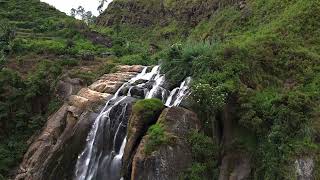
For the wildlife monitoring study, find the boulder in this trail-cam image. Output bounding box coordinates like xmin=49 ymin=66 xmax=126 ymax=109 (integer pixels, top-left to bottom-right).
xmin=123 ymin=107 xmax=201 ymax=180
xmin=129 ymin=87 xmax=146 ymax=98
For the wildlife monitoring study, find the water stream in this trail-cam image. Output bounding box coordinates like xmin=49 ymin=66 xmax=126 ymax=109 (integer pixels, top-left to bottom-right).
xmin=74 ymin=66 xmax=191 ymax=180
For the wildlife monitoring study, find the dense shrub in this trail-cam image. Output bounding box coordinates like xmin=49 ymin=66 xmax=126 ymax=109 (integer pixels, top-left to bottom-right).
xmin=0 ymin=59 xmax=68 ymax=177
xmin=182 ymin=131 xmax=219 ymax=180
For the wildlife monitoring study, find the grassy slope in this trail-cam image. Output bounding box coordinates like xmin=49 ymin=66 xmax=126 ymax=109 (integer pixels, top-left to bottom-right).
xmin=0 ymin=0 xmax=107 ymax=57
xmin=160 ymin=0 xmax=320 ymax=178
xmin=100 ymin=0 xmax=320 ymax=178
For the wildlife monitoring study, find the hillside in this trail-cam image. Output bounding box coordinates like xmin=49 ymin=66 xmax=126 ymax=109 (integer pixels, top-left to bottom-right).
xmin=98 ymin=0 xmax=320 ymax=179
xmin=0 ymin=0 xmax=319 ymax=179
xmin=0 ymin=0 xmax=116 ymax=178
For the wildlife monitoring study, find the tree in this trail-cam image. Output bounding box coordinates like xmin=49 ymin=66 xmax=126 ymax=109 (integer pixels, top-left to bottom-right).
xmin=77 ymin=6 xmax=85 ymax=19
xmin=83 ymin=11 xmax=95 ymax=24
xmin=70 ymin=8 xmax=77 ymax=17
xmin=70 ymin=6 xmax=96 ymax=25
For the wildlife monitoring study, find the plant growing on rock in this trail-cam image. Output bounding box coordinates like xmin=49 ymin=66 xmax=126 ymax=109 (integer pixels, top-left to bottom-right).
xmin=144 ymin=123 xmax=170 ymax=155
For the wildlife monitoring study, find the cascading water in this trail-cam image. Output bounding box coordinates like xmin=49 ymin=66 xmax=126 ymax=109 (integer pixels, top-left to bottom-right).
xmin=74 ymin=66 xmax=191 ymax=180
xmin=165 ymin=77 xmax=191 ymax=107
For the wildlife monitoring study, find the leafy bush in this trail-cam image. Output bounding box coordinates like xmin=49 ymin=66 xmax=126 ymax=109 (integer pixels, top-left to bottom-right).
xmin=182 ymin=131 xmax=219 ymax=180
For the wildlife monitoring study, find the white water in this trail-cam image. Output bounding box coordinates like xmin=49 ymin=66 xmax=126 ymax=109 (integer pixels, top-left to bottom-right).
xmin=165 ymin=77 xmax=191 ymax=107
xmin=74 ymin=66 xmax=191 ymax=180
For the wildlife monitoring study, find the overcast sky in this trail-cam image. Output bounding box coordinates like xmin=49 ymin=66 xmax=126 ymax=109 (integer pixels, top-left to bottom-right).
xmin=40 ymin=0 xmax=111 ymax=16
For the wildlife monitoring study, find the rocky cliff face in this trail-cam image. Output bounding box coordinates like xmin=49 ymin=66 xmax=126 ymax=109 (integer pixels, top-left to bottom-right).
xmin=97 ymin=0 xmax=242 ymax=28
xmin=14 ymin=65 xmax=144 ymax=180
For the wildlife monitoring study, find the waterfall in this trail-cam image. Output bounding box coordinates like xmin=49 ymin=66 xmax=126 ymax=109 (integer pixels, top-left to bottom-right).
xmin=165 ymin=77 xmax=191 ymax=107
xmin=74 ymin=66 xmax=191 ymax=180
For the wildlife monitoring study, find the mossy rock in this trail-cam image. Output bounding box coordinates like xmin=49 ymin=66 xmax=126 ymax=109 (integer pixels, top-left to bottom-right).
xmin=132 ymin=98 xmax=165 ymax=121
xmin=127 ymin=98 xmax=164 ymax=138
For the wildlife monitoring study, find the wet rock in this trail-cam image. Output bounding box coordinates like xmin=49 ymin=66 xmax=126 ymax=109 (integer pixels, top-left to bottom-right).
xmin=38 ymin=106 xmax=103 ymax=180
xmin=143 ymin=80 xmax=155 ymax=90
xmin=129 ymin=87 xmax=146 ymax=98
xmin=132 ymin=79 xmax=148 ymax=86
xmin=153 ymin=87 xmax=169 ymax=101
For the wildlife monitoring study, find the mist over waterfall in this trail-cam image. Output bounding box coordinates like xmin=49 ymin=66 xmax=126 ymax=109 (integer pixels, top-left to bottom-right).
xmin=74 ymin=66 xmax=191 ymax=180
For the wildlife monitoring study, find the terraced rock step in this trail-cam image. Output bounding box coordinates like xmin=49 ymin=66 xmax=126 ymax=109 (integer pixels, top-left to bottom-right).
xmin=14 ymin=65 xmax=144 ymax=180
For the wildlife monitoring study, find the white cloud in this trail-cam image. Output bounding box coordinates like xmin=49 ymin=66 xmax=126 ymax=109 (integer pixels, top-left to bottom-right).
xmin=40 ymin=0 xmax=111 ymax=16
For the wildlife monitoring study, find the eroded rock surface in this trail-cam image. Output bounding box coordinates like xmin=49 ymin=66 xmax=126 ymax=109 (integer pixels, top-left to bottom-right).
xmin=14 ymin=65 xmax=143 ymax=180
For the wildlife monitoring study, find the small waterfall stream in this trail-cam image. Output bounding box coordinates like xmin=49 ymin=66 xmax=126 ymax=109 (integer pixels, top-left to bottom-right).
xmin=74 ymin=66 xmax=191 ymax=180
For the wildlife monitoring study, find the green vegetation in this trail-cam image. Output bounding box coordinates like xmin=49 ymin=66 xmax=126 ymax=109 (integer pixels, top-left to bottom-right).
xmin=0 ymin=0 xmax=319 ymax=178
xmin=0 ymin=0 xmax=112 ymax=60
xmin=0 ymin=19 xmax=15 ymax=68
xmin=130 ymin=99 xmax=166 ymax=155
xmin=181 ymin=131 xmax=219 ymax=180
xmin=156 ymin=0 xmax=320 ymax=179
xmin=132 ymin=98 xmax=165 ymax=120
xmin=144 ymin=123 xmax=169 ymax=155
xmin=0 ymin=60 xmax=63 ymax=176
xmin=0 ymin=1 xmax=118 ymax=177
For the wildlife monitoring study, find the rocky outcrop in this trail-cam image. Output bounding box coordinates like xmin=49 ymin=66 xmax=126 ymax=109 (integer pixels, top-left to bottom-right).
xmin=55 ymin=74 xmax=85 ymax=100
xmin=83 ymin=31 xmax=112 ymax=48
xmin=122 ymin=99 xmax=165 ymax=179
xmin=122 ymin=107 xmax=201 ymax=180
xmin=97 ymin=0 xmax=243 ymax=28
xmin=14 ymin=65 xmax=143 ymax=180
